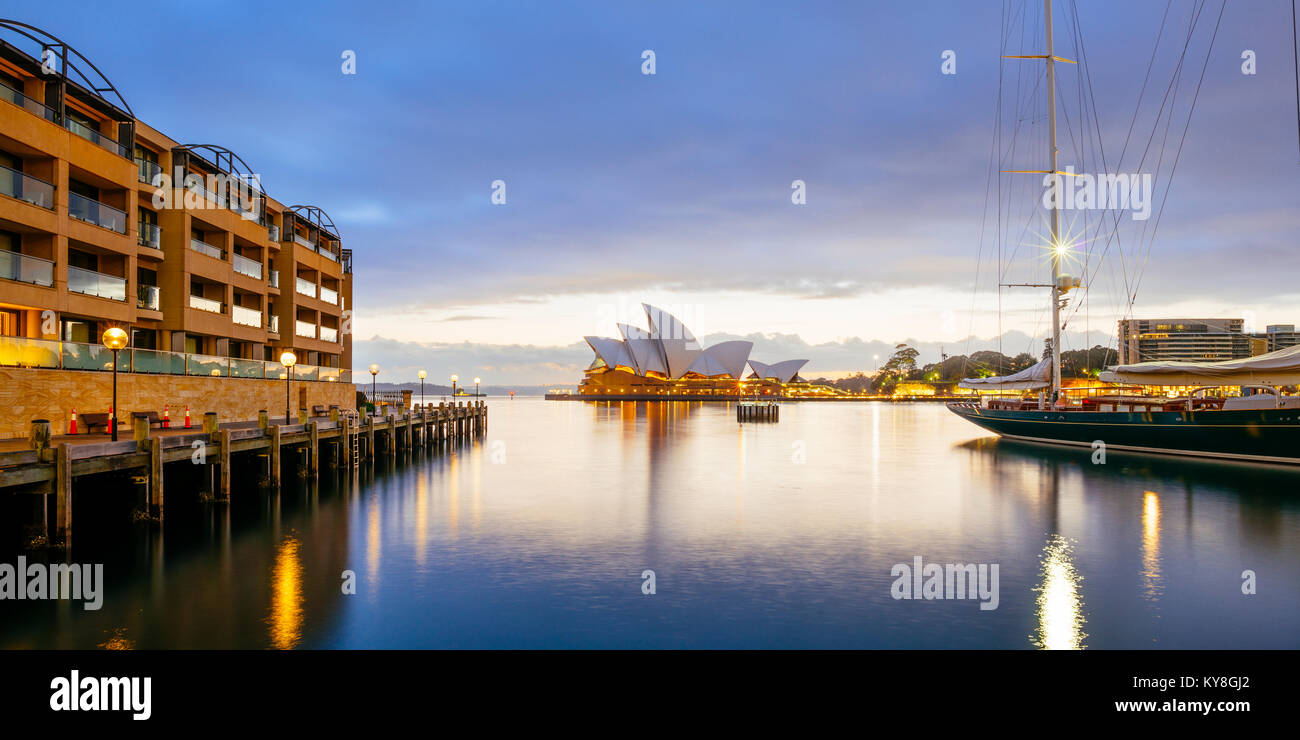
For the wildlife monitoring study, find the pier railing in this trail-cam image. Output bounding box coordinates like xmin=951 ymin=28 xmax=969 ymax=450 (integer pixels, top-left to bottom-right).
xmin=0 ymin=335 xmax=351 ymax=383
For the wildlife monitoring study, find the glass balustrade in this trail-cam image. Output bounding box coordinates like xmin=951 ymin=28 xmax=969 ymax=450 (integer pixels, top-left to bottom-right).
xmin=0 ymin=164 xmax=56 ymax=209
xmin=232 ymin=304 xmax=262 ymax=327
xmin=67 ymin=265 xmax=127 ymax=301
xmin=269 ymin=269 xmax=280 ymax=288
xmin=268 ymin=224 xmax=280 ymax=242
xmin=138 ymin=222 xmax=161 ymax=249
xmin=129 ymin=348 xmax=186 ymax=375
xmin=186 ymin=353 xmax=228 ymax=377
xmin=319 ymin=286 xmax=338 ymax=305
xmin=190 ymin=239 xmax=223 ymax=260
xmin=65 ymin=118 xmax=130 ymax=158
xmin=68 ymin=192 xmax=128 ymax=233
xmin=0 ymin=250 xmax=54 ymax=287
xmin=137 ymin=284 xmax=160 ymax=311
xmin=295 ymin=320 xmax=316 ymax=338
xmin=268 ymin=315 xmax=280 ymax=333
xmin=293 ymin=233 xmax=315 ymax=248
xmin=232 ymin=253 xmax=263 ymax=279
xmin=230 ymin=358 xmax=268 ymax=379
xmin=294 ymin=364 xmax=319 ymax=381
xmin=0 ymin=82 xmax=58 ymax=122
xmin=0 ymin=336 xmax=61 ymax=368
xmin=295 ymin=277 xmax=316 ymax=297
xmin=189 ymin=294 xmax=223 ymax=313
xmin=319 ymin=326 xmax=339 ymax=342
xmin=136 ymin=158 xmax=163 ymax=185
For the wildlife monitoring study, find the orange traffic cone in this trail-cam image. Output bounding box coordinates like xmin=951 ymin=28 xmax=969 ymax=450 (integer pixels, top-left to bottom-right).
xmin=184 ymin=404 xmax=191 ymax=429
xmin=163 ymin=403 xmax=170 ymax=429
xmin=69 ymin=407 xmax=78 ymax=435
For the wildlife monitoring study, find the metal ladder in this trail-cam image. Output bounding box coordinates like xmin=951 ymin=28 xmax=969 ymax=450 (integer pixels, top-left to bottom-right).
xmin=351 ymin=416 xmax=361 ymax=466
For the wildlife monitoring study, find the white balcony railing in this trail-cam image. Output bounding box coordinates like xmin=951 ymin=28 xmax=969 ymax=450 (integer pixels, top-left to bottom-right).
xmin=295 ymin=320 xmax=316 ymax=338
xmin=190 ymin=239 xmax=223 ymax=260
xmin=319 ymin=326 xmax=338 ymax=343
xmin=189 ymin=294 xmax=223 ymax=314
xmin=232 ymin=253 xmax=263 ymax=279
xmin=232 ymin=305 xmax=262 ymax=327
xmin=319 ymin=285 xmax=338 ymax=305
xmin=295 ymin=276 xmax=316 ymax=298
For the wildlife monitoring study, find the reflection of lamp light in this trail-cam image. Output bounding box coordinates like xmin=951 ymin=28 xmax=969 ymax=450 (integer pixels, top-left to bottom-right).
xmin=101 ymin=327 xmax=128 ymax=441
xmin=280 ymin=351 xmax=296 ymax=423
xmin=418 ymin=369 xmax=426 ymax=408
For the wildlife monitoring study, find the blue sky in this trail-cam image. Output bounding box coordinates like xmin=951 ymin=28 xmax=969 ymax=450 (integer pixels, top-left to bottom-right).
xmin=17 ymin=1 xmax=1299 ymax=384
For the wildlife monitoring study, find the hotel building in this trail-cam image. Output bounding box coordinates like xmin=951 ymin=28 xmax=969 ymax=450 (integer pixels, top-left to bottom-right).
xmin=0 ymin=21 xmax=353 ymax=436
xmin=1117 ymin=318 xmax=1259 ymax=365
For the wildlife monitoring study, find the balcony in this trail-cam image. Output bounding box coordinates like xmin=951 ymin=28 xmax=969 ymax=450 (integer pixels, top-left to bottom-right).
xmin=138 ymin=222 xmax=161 ymax=249
xmin=319 ymin=326 xmax=339 ymax=343
xmin=268 ymin=224 xmax=280 ymax=242
xmin=190 ymin=239 xmax=224 ymax=260
xmin=295 ymin=276 xmax=316 ymax=298
xmin=0 ymin=164 xmax=55 ymax=209
xmin=295 ymin=320 xmax=316 ymax=339
xmin=319 ymin=285 xmax=338 ymax=305
xmin=136 ymin=158 xmax=163 ymax=185
xmin=68 ymin=192 xmax=127 ymax=234
xmin=269 ymin=269 xmax=279 ymax=288
xmin=189 ymin=294 xmax=224 ymax=314
xmin=187 ymin=182 xmax=226 ymax=208
xmin=65 ymin=118 xmax=129 ymax=158
xmin=268 ymin=315 xmax=280 ymax=334
xmin=0 ymin=335 xmax=351 ymax=382
xmin=0 ymin=82 xmax=58 ymax=123
xmin=292 ymin=233 xmax=315 ymax=249
xmin=319 ymin=247 xmax=339 ymax=262
xmin=0 ymin=251 xmax=54 ymax=287
xmin=233 ymin=253 xmax=263 ymax=279
xmin=67 ymin=265 xmax=126 ymax=301
xmin=137 ymin=284 xmax=160 ymax=311
xmin=232 ymin=304 xmax=262 ymax=328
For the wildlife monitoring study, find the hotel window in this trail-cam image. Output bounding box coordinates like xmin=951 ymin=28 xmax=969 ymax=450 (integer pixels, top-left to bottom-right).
xmin=131 ymin=329 xmax=157 ymax=350
xmin=68 ymin=248 xmax=97 ymax=272
xmin=0 ymin=309 xmax=21 ymax=337
xmin=134 ymin=145 xmax=158 ymax=165
xmin=61 ymin=319 xmax=93 ymax=344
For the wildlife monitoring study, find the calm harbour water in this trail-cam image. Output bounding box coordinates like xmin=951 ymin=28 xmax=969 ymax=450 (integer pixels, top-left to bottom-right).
xmin=3 ymin=398 xmax=1298 ymax=649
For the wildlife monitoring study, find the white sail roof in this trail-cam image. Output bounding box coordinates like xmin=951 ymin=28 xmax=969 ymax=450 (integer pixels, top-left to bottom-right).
xmin=1098 ymin=345 xmax=1300 ymax=386
xmin=643 ymin=303 xmax=701 ymax=348
xmin=618 ymin=323 xmax=651 ymax=341
xmin=660 ymin=339 xmax=702 ymax=379
xmin=626 ymin=338 xmax=668 ymax=375
xmin=748 ymin=359 xmax=808 ymax=383
xmin=701 ymin=341 xmax=754 ymax=378
xmin=584 ymin=336 xmax=636 ymax=371
xmin=959 ymin=358 xmax=1052 ymax=390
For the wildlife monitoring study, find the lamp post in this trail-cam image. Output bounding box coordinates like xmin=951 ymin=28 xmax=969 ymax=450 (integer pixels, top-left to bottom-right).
xmin=101 ymin=327 xmax=128 ymax=441
xmin=451 ymin=374 xmax=458 ymax=399
xmin=418 ymin=369 xmax=426 ymax=409
xmin=369 ymin=364 xmax=379 ymax=415
xmin=280 ymin=351 xmax=296 ymax=423
xmin=474 ymin=376 xmax=480 ymax=399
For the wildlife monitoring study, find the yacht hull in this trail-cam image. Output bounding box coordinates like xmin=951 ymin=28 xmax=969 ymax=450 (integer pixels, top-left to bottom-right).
xmin=946 ymin=403 xmax=1300 ymax=464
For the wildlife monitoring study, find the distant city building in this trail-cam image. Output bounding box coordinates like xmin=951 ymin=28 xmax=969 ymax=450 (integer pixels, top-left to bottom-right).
xmin=1118 ymin=318 xmax=1299 ymax=364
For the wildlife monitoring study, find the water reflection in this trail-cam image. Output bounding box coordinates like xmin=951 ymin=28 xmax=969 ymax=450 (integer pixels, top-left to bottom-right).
xmin=1032 ymin=534 xmax=1087 ymax=650
xmin=1141 ymin=491 xmax=1162 ymax=604
xmin=268 ymin=534 xmax=304 ymax=650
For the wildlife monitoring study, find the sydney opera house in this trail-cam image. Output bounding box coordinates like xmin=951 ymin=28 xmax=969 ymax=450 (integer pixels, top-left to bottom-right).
xmin=569 ymin=304 xmax=811 ymax=399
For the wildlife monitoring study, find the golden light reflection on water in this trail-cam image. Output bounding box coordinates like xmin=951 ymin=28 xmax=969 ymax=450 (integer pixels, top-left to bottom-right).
xmin=1032 ymin=534 xmax=1087 ymax=650
xmin=1141 ymin=491 xmax=1162 ymax=602
xmin=415 ymin=473 xmax=429 ymax=566
xmin=98 ymin=627 xmax=133 ymax=650
xmin=268 ymin=535 xmax=303 ymax=650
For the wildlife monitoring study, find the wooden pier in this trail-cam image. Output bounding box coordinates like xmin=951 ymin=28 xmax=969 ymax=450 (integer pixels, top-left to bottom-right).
xmin=0 ymin=401 xmax=487 ymax=550
xmin=737 ymin=401 xmax=780 ymax=422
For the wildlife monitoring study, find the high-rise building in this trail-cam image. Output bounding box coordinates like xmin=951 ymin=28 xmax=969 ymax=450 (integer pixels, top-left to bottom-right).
xmin=1116 ymin=318 xmax=1255 ymax=365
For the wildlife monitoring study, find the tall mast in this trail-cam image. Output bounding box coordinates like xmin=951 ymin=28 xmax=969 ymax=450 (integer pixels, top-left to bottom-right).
xmin=1045 ymin=0 xmax=1062 ymax=402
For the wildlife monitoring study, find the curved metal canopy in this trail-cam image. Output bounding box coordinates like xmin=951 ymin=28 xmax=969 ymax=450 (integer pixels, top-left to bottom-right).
xmin=287 ymin=205 xmax=340 ymax=239
xmin=0 ymin=20 xmax=133 ymax=116
xmin=173 ymin=144 xmax=263 ymax=191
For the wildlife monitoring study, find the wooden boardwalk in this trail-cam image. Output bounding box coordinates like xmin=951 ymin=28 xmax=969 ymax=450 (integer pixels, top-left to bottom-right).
xmin=0 ymin=401 xmax=487 ymax=549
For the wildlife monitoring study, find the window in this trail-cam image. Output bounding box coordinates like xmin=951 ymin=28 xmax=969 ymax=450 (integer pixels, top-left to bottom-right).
xmin=62 ymin=319 xmax=93 ymax=343
xmin=131 ymin=329 xmax=157 ymax=350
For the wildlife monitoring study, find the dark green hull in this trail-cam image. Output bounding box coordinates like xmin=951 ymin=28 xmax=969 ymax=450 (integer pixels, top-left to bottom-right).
xmin=946 ymin=403 xmax=1300 ymax=464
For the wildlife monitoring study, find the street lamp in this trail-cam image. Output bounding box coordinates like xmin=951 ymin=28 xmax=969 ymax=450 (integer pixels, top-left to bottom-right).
xmin=101 ymin=327 xmax=128 ymax=441
xmin=474 ymin=376 xmax=481 ymax=398
xmin=451 ymin=373 xmax=458 ymax=399
xmin=418 ymin=369 xmax=426 ymax=409
xmin=280 ymin=351 xmax=296 ymax=423
xmin=369 ymin=364 xmax=379 ymax=414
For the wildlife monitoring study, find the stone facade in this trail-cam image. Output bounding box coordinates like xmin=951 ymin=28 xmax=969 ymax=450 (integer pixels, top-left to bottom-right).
xmin=0 ymin=367 xmax=355 ymax=438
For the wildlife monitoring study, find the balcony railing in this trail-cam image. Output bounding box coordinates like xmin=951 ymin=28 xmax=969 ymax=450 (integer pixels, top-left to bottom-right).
xmin=65 ymin=118 xmax=129 ymax=158
xmin=232 ymin=253 xmax=263 ymax=279
xmin=138 ymin=222 xmax=161 ymax=249
xmin=292 ymin=233 xmax=315 ymax=249
xmin=0 ymin=251 xmax=54 ymax=287
xmin=319 ymin=247 xmax=339 ymax=262
xmin=0 ymin=164 xmax=55 ymax=209
xmin=232 ymin=304 xmax=262 ymax=327
xmin=137 ymin=284 xmax=160 ymax=311
xmin=190 ymin=239 xmax=223 ymax=260
xmin=319 ymin=285 xmax=338 ymax=305
xmin=268 ymin=224 xmax=280 ymax=242
xmin=67 ymin=265 xmax=127 ymax=301
xmin=136 ymin=158 xmax=163 ymax=185
xmin=187 ymin=182 xmax=226 ymax=208
xmin=319 ymin=326 xmax=339 ymax=343
xmin=68 ymin=192 xmax=128 ymax=234
xmin=269 ymin=269 xmax=279 ymax=288
xmin=0 ymin=335 xmax=352 ymax=382
xmin=0 ymin=82 xmax=58 ymax=123
xmin=295 ymin=276 xmax=316 ymax=298
xmin=295 ymin=320 xmax=316 ymax=339
xmin=268 ymin=314 xmax=280 ymax=334
xmin=189 ymin=294 xmax=224 ymax=313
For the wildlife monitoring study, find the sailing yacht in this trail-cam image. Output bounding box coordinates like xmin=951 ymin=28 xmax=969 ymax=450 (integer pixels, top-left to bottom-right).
xmin=946 ymin=0 xmax=1300 ymax=465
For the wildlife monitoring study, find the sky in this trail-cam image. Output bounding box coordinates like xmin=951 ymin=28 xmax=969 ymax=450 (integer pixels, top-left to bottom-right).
xmin=15 ymin=1 xmax=1300 ymax=384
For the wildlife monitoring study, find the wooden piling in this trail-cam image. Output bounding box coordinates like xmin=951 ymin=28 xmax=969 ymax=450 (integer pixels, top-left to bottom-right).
xmin=270 ymin=424 xmax=282 ymax=488
xmin=55 ymin=442 xmax=71 ymax=547
xmin=150 ymin=441 xmax=164 ymax=521
xmin=133 ymin=413 xmax=151 ymax=452
xmin=308 ymin=421 xmax=319 ymax=477
xmin=219 ymin=427 xmax=232 ymax=500
xmin=258 ymin=409 xmax=269 ymax=432
xmin=29 ymin=419 xmax=51 ymax=461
